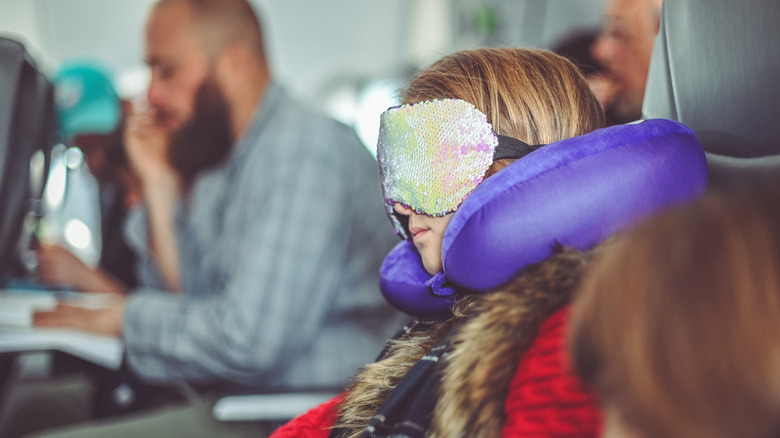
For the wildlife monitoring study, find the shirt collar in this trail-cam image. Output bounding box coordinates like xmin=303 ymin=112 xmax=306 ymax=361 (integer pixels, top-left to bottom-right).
xmin=227 ymin=82 xmax=284 ymax=167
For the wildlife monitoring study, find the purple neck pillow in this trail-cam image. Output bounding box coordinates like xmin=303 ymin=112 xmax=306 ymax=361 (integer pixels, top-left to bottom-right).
xmin=380 ymin=119 xmax=709 ymax=319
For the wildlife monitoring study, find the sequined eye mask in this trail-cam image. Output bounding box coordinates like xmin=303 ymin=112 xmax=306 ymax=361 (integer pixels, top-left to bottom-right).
xmin=377 ymin=99 xmax=537 ymax=239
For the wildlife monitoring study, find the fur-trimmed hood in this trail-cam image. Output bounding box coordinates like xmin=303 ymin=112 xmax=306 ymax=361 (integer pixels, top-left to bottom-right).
xmin=334 ymin=246 xmax=594 ymax=438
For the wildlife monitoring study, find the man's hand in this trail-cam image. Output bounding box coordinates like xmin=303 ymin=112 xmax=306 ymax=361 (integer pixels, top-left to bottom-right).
xmin=36 ymin=245 xmax=128 ymax=294
xmin=124 ymin=106 xmax=179 ymax=190
xmin=33 ymin=295 xmax=126 ymax=337
xmin=36 ymin=245 xmax=91 ymax=288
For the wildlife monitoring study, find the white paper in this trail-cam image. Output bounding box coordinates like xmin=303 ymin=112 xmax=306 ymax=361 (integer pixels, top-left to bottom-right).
xmin=0 ymin=289 xmax=123 ymax=370
xmin=0 ymin=289 xmax=58 ymax=327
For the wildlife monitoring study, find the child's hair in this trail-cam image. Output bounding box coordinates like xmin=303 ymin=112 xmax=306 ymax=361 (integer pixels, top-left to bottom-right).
xmin=570 ymin=184 xmax=780 ymax=438
xmin=402 ymin=47 xmax=605 ymax=146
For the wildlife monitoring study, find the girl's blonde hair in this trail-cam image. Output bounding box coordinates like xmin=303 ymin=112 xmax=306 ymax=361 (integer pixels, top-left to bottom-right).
xmin=402 ymin=47 xmax=605 ymax=146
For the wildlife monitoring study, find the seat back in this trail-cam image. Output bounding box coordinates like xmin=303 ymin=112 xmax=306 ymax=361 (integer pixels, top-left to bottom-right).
xmin=642 ymin=0 xmax=780 ymax=188
xmin=0 ymin=37 xmax=57 ymax=285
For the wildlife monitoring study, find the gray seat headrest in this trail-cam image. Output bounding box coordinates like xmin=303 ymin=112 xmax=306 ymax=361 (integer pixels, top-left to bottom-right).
xmin=642 ymin=0 xmax=780 ymax=188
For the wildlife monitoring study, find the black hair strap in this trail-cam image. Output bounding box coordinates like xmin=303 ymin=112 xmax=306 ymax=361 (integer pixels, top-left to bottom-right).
xmin=494 ymin=135 xmax=543 ymax=161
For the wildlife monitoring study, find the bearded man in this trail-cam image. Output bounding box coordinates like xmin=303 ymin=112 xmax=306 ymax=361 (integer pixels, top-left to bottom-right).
xmin=4 ymin=1 xmax=403 ymax=437
xmin=591 ymin=0 xmax=663 ymax=124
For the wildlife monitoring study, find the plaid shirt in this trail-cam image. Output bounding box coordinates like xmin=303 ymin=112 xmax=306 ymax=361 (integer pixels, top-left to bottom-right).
xmin=123 ymin=84 xmax=404 ymax=390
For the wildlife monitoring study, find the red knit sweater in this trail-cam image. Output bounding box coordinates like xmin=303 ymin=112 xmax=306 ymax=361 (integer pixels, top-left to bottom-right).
xmin=501 ymin=306 xmax=602 ymax=437
xmin=270 ymin=307 xmax=601 ymax=437
xmin=269 ymin=394 xmax=342 ymax=438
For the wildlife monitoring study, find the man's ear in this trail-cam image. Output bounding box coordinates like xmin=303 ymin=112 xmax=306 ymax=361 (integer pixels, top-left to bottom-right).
xmin=213 ymin=43 xmax=246 ymax=100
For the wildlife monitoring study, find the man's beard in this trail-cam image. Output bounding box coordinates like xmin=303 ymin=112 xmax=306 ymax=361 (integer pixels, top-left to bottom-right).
xmin=167 ymin=75 xmax=233 ymax=187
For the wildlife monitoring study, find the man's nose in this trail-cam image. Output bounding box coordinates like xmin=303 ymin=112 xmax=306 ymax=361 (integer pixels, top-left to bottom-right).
xmin=146 ymin=75 xmax=166 ymax=108
xmin=591 ymin=34 xmax=613 ymax=69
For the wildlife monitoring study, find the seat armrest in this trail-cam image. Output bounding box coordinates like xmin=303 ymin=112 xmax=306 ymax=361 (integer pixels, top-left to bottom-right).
xmin=212 ymin=390 xmax=340 ymax=422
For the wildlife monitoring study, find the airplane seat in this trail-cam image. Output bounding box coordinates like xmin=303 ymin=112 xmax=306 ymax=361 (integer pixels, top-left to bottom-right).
xmin=0 ymin=37 xmax=57 ymax=285
xmin=642 ymin=0 xmax=780 ymax=189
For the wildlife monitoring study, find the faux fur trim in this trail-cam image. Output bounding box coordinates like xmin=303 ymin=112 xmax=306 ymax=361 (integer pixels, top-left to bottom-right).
xmin=333 ymin=319 xmax=457 ymax=438
xmin=333 ymin=246 xmax=590 ymax=438
xmin=431 ymin=245 xmax=590 ymax=438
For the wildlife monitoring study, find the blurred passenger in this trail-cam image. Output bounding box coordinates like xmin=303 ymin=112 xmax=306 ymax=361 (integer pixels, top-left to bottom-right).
xmin=272 ymin=47 xmax=609 ymax=438
xmin=552 ymin=29 xmax=619 ymax=125
xmin=35 ymin=64 xmax=147 ymax=412
xmin=37 ymin=63 xmax=140 ymax=294
xmin=592 ymin=0 xmax=662 ymax=124
xmin=1 ymin=0 xmax=402 ymax=436
xmin=569 ymin=184 xmax=780 ymax=438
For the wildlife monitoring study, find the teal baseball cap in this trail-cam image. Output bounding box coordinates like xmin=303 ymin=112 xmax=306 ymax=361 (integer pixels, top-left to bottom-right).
xmin=53 ymin=62 xmax=121 ymax=140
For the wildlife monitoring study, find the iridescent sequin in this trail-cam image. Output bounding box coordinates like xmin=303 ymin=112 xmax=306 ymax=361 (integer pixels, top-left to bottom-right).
xmin=377 ymin=99 xmax=498 ymax=227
